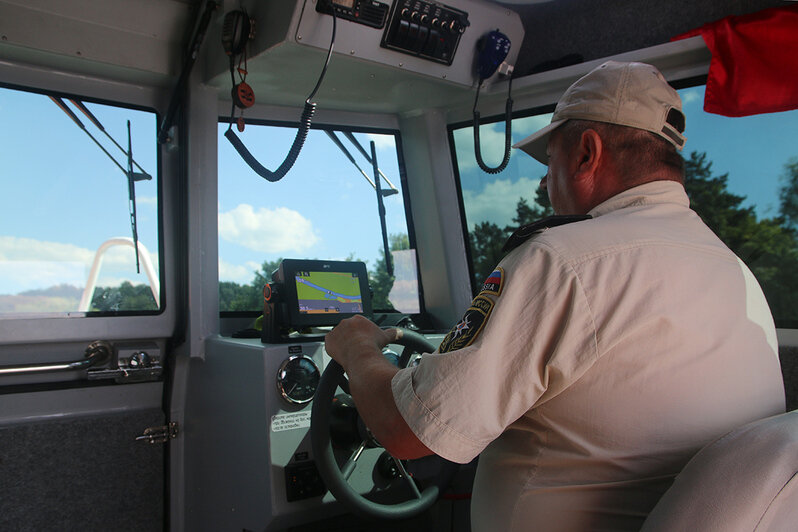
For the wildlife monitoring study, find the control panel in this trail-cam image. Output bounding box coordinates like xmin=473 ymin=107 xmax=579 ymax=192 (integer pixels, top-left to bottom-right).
xmin=381 ymin=0 xmax=470 ymax=65
xmin=315 ymin=0 xmax=389 ymax=29
xmin=285 ymin=459 xmax=326 ymax=501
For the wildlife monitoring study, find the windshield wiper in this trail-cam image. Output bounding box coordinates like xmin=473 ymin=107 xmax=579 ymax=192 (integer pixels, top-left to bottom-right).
xmin=324 ymin=130 xmax=398 ymax=196
xmin=49 ymin=96 xmax=152 ymax=272
xmin=325 ymin=130 xmax=397 ymax=276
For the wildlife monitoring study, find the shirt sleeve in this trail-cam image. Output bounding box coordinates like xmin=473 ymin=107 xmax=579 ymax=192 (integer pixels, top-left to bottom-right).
xmin=391 ymin=240 xmax=599 ymax=464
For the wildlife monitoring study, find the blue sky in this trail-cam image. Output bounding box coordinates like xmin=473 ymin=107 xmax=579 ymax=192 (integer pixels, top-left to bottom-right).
xmin=1 ymin=82 xmax=796 ymax=302
xmin=216 ymin=124 xmax=408 ymax=285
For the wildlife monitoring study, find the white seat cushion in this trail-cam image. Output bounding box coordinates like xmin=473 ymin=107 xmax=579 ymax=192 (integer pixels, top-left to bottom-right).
xmin=642 ymin=410 xmax=798 ymax=532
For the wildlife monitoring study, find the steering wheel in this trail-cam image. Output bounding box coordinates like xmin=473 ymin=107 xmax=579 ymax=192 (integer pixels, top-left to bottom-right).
xmin=310 ymin=328 xmax=444 ymax=520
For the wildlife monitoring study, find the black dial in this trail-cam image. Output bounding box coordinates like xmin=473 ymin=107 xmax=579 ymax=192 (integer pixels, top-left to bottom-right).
xmin=277 ymin=355 xmax=320 ymax=404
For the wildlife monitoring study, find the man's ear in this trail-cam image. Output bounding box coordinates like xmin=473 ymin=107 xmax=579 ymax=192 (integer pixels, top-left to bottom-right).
xmin=574 ymin=129 xmax=603 ymax=180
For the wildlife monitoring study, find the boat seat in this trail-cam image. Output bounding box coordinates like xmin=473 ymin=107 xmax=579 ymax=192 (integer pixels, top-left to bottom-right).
xmin=641 ymin=410 xmax=798 ymax=532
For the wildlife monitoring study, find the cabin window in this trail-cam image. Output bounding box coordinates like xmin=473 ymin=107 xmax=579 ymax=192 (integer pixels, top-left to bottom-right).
xmin=452 ymin=84 xmax=798 ymax=328
xmin=0 ymin=84 xmax=161 ymax=316
xmin=217 ymin=123 xmax=420 ymax=316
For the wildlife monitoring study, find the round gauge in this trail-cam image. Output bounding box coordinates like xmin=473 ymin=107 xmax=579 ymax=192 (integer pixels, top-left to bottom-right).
xmin=276 ymin=355 xmax=320 ymax=404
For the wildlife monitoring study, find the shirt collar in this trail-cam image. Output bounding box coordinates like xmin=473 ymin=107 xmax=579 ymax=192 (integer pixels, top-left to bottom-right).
xmin=588 ymin=180 xmax=690 ymax=218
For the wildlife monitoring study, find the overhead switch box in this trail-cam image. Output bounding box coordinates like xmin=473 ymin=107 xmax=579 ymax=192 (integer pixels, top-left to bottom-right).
xmin=380 ymin=0 xmax=469 ymax=65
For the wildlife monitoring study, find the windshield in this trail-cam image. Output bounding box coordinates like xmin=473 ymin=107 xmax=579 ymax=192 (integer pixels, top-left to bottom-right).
xmin=217 ymin=123 xmax=419 ymax=315
xmin=0 ymin=84 xmax=160 ymax=316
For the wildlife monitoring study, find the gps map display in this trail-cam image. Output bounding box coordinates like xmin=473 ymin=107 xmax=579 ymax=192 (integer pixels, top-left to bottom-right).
xmin=295 ymin=271 xmax=364 ymax=315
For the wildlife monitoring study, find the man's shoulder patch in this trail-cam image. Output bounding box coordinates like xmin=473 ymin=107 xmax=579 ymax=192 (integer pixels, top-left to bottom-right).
xmin=480 ymin=267 xmax=505 ymax=297
xmin=438 ymin=295 xmax=495 ymax=353
xmin=502 ymin=214 xmax=592 ymax=253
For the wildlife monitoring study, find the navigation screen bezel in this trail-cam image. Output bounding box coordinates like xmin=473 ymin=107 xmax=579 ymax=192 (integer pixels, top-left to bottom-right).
xmin=278 ymin=259 xmax=372 ymax=328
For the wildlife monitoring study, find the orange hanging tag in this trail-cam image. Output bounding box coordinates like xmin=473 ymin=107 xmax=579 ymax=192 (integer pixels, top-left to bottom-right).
xmin=233 ymin=81 xmax=255 ymax=108
xmin=237 ymin=116 xmax=246 ymax=132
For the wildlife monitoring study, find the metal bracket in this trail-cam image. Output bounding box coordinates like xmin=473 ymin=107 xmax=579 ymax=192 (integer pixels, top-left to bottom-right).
xmin=136 ymin=422 xmax=178 ymax=444
xmin=87 ymin=348 xmax=163 ymax=383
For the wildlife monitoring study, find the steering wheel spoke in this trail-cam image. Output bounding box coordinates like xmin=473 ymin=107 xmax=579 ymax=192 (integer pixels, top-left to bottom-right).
xmin=392 ymin=457 xmax=423 ymax=499
xmin=342 ymin=440 xmax=367 ymax=481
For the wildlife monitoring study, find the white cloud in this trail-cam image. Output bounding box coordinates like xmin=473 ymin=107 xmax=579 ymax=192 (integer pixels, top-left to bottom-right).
xmin=454 ymin=113 xmax=554 ymax=173
xmin=0 ymin=236 xmax=93 ymax=262
xmin=219 ymin=258 xmax=262 ymax=284
xmin=218 ymin=204 xmax=319 ymax=253
xmin=513 ymin=113 xmax=553 ymax=137
xmin=99 ymin=243 xmax=158 ymax=268
xmin=0 ymin=260 xmax=85 ymax=295
xmin=454 ymin=125 xmax=508 ymax=173
xmin=0 ymin=236 xmax=157 ymax=268
xmin=681 ymin=87 xmax=703 ymax=105
xmin=137 ymin=195 xmax=158 ymax=206
xmin=462 ymin=176 xmax=542 ymax=228
xmin=366 ymin=133 xmax=396 ymax=151
xmin=0 ymin=236 xmax=160 ymax=295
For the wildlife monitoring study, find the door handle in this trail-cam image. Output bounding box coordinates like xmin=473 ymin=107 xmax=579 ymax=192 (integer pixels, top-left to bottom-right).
xmin=0 ymin=340 xmax=111 ymax=376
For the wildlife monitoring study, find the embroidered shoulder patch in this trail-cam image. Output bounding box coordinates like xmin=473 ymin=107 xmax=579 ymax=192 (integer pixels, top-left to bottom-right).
xmin=480 ymin=267 xmax=504 ymax=297
xmin=438 ymin=295 xmax=495 ymax=353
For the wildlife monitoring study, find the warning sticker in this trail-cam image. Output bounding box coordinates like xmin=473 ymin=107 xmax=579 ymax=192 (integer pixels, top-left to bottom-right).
xmin=271 ymin=411 xmax=312 ymax=432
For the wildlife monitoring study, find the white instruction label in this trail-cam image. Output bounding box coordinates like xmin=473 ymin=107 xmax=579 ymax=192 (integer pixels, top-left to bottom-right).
xmin=271 ymin=411 xmax=312 ymax=432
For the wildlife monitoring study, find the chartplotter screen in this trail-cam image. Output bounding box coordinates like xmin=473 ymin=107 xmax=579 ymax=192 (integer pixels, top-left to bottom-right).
xmin=295 ymin=271 xmax=364 ymax=315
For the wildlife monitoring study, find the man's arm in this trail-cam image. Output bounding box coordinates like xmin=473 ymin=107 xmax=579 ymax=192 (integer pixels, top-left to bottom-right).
xmin=325 ymin=315 xmax=433 ymax=460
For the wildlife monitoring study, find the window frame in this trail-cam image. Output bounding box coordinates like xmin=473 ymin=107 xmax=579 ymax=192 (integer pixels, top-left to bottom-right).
xmin=215 ymin=116 xmax=426 ymax=321
xmin=0 ymin=65 xmax=176 ymax=345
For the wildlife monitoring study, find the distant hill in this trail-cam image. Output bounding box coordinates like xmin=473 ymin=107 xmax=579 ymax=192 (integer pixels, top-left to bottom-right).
xmin=0 ymin=284 xmax=83 ymax=313
xmin=17 ymin=284 xmax=83 ymax=298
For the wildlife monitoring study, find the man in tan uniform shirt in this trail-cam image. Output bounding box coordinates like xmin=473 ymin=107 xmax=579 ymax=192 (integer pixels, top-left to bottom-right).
xmin=325 ymin=61 xmax=785 ymax=531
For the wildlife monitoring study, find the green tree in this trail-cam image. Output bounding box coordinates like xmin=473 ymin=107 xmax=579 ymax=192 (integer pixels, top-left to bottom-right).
xmin=218 ymin=281 xmax=258 ymax=311
xmin=779 ymin=157 xmax=798 ymax=231
xmin=465 ymin=152 xmax=798 ymax=325
xmin=219 ymin=258 xmax=282 ymax=311
xmin=683 ymin=152 xmax=755 ymax=251
xmin=91 ymin=281 xmax=157 ymax=311
xmin=468 ymin=186 xmax=552 ymax=291
xmin=684 ymin=151 xmax=798 ymax=324
xmin=469 ymin=221 xmax=507 ymax=290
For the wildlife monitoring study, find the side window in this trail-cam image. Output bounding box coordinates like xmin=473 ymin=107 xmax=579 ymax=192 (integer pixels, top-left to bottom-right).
xmin=0 ymin=85 xmax=160 ymax=315
xmin=452 ymin=85 xmax=798 ymax=327
xmin=678 ymin=85 xmax=798 ymax=327
xmin=217 ymin=124 xmax=420 ymax=315
xmin=452 ymin=113 xmax=554 ymax=292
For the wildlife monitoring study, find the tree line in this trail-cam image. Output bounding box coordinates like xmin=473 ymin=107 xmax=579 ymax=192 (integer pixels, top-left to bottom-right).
xmin=217 ymin=233 xmax=409 ymax=313
xmin=467 ymin=151 xmax=798 ymax=325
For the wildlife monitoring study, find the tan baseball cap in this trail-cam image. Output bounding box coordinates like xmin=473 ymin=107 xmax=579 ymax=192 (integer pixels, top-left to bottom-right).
xmin=513 ymin=61 xmax=686 ymax=164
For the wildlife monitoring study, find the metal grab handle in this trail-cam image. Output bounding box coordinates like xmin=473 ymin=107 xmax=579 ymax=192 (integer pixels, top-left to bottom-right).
xmin=0 ymin=340 xmax=111 ymax=376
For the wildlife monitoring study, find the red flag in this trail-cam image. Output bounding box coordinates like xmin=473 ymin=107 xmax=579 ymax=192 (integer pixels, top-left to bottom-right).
xmin=673 ymin=5 xmax=798 ymax=117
